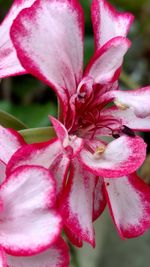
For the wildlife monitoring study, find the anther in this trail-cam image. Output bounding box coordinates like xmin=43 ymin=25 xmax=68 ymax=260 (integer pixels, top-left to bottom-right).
xmin=114 ymin=100 xmax=129 ymax=110
xmin=112 ymin=130 xmax=120 ymax=139
xmin=121 ymin=125 xmax=135 ymax=137
xmin=93 ymin=145 xmax=106 ymax=159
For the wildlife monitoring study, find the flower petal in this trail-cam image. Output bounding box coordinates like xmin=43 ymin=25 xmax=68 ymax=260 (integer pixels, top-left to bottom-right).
xmin=64 ymin=225 xmax=83 ymax=248
xmin=0 ymin=248 xmax=6 ymax=267
xmin=0 ymin=166 xmax=62 ymax=256
xmin=93 ymin=177 xmax=106 ymax=221
xmin=0 ymin=126 xmax=25 ymax=164
xmin=101 ymin=106 xmax=150 ymax=132
xmin=108 ymin=86 xmax=150 ymax=118
xmin=105 ymin=173 xmax=150 ymax=238
xmin=10 ymin=0 xmax=84 ymax=115
xmin=0 ymin=0 xmax=36 ymax=78
xmin=0 ymin=160 xmax=6 ymax=184
xmin=50 ymin=152 xmax=70 ymax=200
xmin=49 ymin=116 xmax=69 ymax=147
xmin=84 ymin=37 xmax=131 ymax=84
xmin=91 ymin=0 xmax=134 ymax=49
xmin=7 ymin=139 xmax=69 ymax=198
xmin=79 ymin=136 xmax=146 ymax=178
xmin=7 ymin=238 xmax=70 ymax=267
xmin=60 ymin=159 xmax=98 ymax=247
xmin=50 ymin=116 xmax=84 ymax=158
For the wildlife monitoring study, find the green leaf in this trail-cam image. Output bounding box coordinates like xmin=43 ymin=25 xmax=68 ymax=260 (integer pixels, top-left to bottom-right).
xmin=0 ymin=110 xmax=27 ymax=130
xmin=19 ymin=127 xmax=56 ymax=144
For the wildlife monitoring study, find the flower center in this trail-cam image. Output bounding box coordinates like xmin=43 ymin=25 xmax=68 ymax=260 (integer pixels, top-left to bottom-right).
xmin=69 ymin=80 xmax=135 ymax=140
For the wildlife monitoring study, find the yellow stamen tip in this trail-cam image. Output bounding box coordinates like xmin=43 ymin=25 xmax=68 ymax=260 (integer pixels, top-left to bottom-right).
xmin=114 ymin=100 xmax=129 ymax=110
xmin=93 ymin=145 xmax=106 ymax=159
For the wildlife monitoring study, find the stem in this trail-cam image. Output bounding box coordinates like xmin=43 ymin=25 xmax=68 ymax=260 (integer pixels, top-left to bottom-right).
xmin=0 ymin=110 xmax=27 ymax=130
xmin=19 ymin=127 xmax=56 ymax=143
xmin=120 ymin=71 xmax=140 ymax=90
xmin=69 ymin=243 xmax=80 ymax=267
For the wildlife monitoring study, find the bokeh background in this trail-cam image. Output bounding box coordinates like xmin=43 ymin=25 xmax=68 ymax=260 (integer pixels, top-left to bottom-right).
xmin=0 ymin=1 xmax=150 ymax=267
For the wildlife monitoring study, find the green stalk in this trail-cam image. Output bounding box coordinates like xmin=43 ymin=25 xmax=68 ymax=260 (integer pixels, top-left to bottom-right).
xmin=19 ymin=127 xmax=56 ymax=144
xmin=69 ymin=243 xmax=80 ymax=267
xmin=0 ymin=110 xmax=27 ymax=130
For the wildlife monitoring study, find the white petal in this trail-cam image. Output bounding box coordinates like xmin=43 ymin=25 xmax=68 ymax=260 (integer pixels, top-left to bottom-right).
xmin=7 ymin=139 xmax=70 ymax=198
xmin=0 ymin=0 xmax=35 ymax=77
xmin=85 ymin=37 xmax=131 ymax=84
xmin=0 ymin=166 xmax=62 ymax=255
xmin=10 ymin=0 xmax=84 ymax=114
xmin=0 ymin=126 xmax=25 ymax=164
xmin=105 ymin=173 xmax=150 ymax=238
xmin=60 ymin=159 xmax=96 ymax=247
xmin=7 ymin=238 xmax=70 ymax=267
xmin=101 ymin=106 xmax=150 ymax=132
xmin=91 ymin=0 xmax=134 ymax=49
xmin=79 ymin=136 xmax=146 ymax=178
xmin=112 ymin=86 xmax=150 ymax=118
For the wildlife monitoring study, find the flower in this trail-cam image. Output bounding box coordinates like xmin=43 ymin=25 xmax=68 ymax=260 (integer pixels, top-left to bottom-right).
xmin=0 ymin=126 xmax=69 ymax=267
xmin=1 ymin=0 xmax=150 ymax=243
xmin=0 ymin=0 xmax=36 ymax=78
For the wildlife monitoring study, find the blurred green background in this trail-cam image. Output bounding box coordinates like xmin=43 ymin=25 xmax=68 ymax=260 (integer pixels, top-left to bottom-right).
xmin=0 ymin=1 xmax=150 ymax=266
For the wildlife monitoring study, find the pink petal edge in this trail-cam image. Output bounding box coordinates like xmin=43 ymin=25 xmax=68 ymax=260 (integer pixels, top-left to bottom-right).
xmin=105 ymin=173 xmax=150 ymax=238
xmin=91 ymin=0 xmax=134 ymax=49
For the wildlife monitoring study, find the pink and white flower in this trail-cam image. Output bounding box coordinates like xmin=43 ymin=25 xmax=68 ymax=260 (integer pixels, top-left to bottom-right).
xmin=0 ymin=0 xmax=37 ymax=78
xmin=0 ymin=127 xmax=69 ymax=267
xmin=1 ymin=0 xmax=150 ymax=242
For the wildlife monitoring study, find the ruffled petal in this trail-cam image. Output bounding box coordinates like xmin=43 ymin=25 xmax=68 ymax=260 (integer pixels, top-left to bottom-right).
xmin=7 ymin=139 xmax=70 ymax=198
xmin=0 ymin=166 xmax=62 ymax=256
xmin=79 ymin=136 xmax=146 ymax=178
xmin=84 ymin=37 xmax=131 ymax=84
xmin=105 ymin=86 xmax=150 ymax=118
xmin=101 ymin=106 xmax=150 ymax=132
xmin=7 ymin=238 xmax=70 ymax=267
xmin=0 ymin=0 xmax=36 ymax=78
xmin=10 ymin=0 xmax=84 ymax=115
xmin=105 ymin=173 xmax=150 ymax=238
xmin=91 ymin=0 xmax=134 ymax=49
xmin=0 ymin=126 xmax=25 ymax=164
xmin=60 ymin=159 xmax=99 ymax=247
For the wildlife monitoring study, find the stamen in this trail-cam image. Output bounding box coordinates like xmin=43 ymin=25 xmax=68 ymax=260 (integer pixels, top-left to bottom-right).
xmin=112 ymin=131 xmax=120 ymax=139
xmin=93 ymin=145 xmax=106 ymax=159
xmin=114 ymin=99 xmax=129 ymax=110
xmin=121 ymin=125 xmax=135 ymax=137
